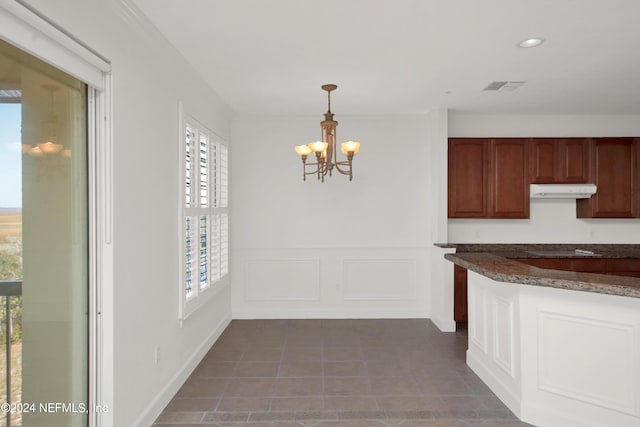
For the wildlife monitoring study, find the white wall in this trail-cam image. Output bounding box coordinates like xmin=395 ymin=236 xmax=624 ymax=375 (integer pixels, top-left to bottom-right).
xmin=424 ymin=110 xmax=458 ymax=331
xmin=18 ymin=1 xmax=233 ymax=426
xmin=231 ymin=114 xmax=434 ymax=318
xmin=448 ymin=113 xmax=640 ymax=243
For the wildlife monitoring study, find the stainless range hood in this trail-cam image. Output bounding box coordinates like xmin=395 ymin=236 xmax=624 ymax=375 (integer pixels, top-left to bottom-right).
xmin=530 ymin=184 xmax=597 ymax=199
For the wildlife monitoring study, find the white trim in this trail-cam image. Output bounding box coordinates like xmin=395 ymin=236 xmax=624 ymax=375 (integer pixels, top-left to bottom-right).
xmin=179 ymin=108 xmax=229 ymax=322
xmin=177 ymin=101 xmax=186 ymax=322
xmin=95 ymin=72 xmax=114 ymax=427
xmin=431 ymin=316 xmax=457 ymax=332
xmin=0 ymin=0 xmax=111 ymax=89
xmin=467 ymin=349 xmax=522 ymax=417
xmin=232 ymin=308 xmax=430 ymax=319
xmin=88 ymin=85 xmax=99 ymax=427
xmin=132 ymin=314 xmax=232 ymax=427
xmin=232 ymin=245 xmax=433 ymax=251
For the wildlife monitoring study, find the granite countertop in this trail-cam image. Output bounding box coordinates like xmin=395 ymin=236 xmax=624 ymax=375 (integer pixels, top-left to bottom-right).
xmin=434 ymin=243 xmax=640 ymax=258
xmin=441 ymin=245 xmax=640 ymax=298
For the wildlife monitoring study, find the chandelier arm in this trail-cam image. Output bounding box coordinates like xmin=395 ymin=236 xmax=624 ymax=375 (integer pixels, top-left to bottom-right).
xmin=333 ymin=158 xmax=354 ymax=181
xmin=332 ymin=162 xmax=351 ymax=173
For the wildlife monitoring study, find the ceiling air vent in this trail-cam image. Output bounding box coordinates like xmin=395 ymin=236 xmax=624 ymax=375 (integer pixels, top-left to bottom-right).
xmin=483 ymin=81 xmax=525 ymax=91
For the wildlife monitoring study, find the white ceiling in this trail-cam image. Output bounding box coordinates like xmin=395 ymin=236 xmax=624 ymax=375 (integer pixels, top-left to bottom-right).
xmin=131 ymin=0 xmax=640 ymax=116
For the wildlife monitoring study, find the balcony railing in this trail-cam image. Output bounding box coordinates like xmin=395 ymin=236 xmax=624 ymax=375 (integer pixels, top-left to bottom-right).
xmin=0 ymin=280 xmax=21 ymax=427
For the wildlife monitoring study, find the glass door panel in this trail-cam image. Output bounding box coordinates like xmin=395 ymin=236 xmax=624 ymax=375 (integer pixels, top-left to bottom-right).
xmin=0 ymin=38 xmax=88 ymax=427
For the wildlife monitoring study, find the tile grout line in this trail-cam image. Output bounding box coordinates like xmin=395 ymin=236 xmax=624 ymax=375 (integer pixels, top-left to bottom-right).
xmin=320 ymin=340 xmax=326 ymax=410
xmin=155 ymin=320 xmax=528 ymax=426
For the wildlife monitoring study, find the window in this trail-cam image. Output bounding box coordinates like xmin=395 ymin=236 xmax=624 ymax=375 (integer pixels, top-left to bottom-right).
xmin=180 ymin=112 xmax=228 ymax=318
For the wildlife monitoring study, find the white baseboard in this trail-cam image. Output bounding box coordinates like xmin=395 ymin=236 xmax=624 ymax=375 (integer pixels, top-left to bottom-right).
xmin=231 ymin=308 xmax=429 ymax=319
xmin=133 ymin=312 xmax=232 ymax=427
xmin=520 ymin=400 xmax=609 ymax=427
xmin=431 ymin=315 xmax=456 ymax=332
xmin=466 ymin=349 xmax=521 ymax=418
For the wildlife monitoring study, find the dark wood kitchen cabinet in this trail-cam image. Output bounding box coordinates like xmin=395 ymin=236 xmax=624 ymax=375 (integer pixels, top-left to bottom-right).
xmin=448 ymin=139 xmax=489 ymax=218
xmin=605 ymin=259 xmax=640 ymax=277
xmin=577 ymin=137 xmax=640 ymax=218
xmin=448 ymin=138 xmax=529 ymax=218
xmin=514 ymin=257 xmax=640 ymax=278
xmin=530 ymin=138 xmax=590 ymax=184
xmin=453 ymin=264 xmax=468 ymax=322
xmin=490 ymin=139 xmax=529 ymax=218
xmin=513 ymin=257 xmax=606 ymax=273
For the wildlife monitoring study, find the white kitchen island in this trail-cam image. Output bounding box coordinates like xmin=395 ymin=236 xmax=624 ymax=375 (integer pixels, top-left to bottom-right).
xmin=465 ymin=269 xmax=640 ymax=427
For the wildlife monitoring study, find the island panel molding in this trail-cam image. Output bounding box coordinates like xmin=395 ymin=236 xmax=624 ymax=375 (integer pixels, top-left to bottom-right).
xmin=492 ymin=296 xmax=516 ymax=379
xmin=466 ymin=270 xmax=640 ymax=427
xmin=537 ymin=311 xmax=639 ymax=416
xmin=467 ymin=272 xmax=522 ymax=414
xmin=468 ymin=283 xmax=488 ymax=353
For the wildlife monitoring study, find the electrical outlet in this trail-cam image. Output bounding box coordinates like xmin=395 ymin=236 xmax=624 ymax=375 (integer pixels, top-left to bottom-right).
xmin=154 ymin=346 xmax=160 ymax=365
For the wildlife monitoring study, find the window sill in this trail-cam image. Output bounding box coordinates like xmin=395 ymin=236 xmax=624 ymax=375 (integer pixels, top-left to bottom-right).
xmin=179 ymin=277 xmax=229 ymax=327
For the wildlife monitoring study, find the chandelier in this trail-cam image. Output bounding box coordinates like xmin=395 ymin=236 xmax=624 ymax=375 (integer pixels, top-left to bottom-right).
xmin=294 ymin=84 xmax=361 ymax=182
xmin=23 ymin=84 xmax=71 ymax=158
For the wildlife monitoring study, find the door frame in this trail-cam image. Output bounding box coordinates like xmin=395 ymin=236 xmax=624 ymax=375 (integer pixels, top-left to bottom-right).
xmin=0 ymin=2 xmax=113 ymax=426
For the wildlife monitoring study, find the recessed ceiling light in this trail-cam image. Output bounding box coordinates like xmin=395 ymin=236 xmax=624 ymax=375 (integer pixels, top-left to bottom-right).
xmin=518 ymin=37 xmax=545 ymax=48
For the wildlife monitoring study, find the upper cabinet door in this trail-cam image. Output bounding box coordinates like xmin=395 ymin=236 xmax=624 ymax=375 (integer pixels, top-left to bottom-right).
xmin=530 ymin=138 xmax=589 ymax=183
xmin=490 ymin=139 xmax=530 ymax=218
xmin=448 ymin=139 xmax=489 ymax=218
xmin=558 ymin=138 xmax=590 ymax=183
xmin=577 ymin=138 xmax=639 ymax=218
xmin=448 ymin=138 xmax=529 ymax=219
xmin=530 ymin=138 xmax=557 ymax=183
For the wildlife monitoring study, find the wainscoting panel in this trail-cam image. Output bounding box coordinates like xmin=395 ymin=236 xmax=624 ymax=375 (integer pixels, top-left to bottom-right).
xmin=469 ymin=284 xmax=487 ymax=353
xmin=244 ymin=258 xmax=321 ymax=302
xmin=538 ymin=311 xmax=640 ymax=416
xmin=341 ymin=259 xmax=417 ymax=301
xmin=465 ymin=271 xmax=522 ymax=416
xmin=466 ymin=270 xmax=640 ymax=427
xmin=493 ymin=296 xmax=515 ymax=378
xmin=232 ymin=248 xmax=430 ymax=319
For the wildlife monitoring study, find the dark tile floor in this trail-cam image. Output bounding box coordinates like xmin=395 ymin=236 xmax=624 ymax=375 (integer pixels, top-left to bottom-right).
xmin=154 ymin=319 xmax=534 ymax=427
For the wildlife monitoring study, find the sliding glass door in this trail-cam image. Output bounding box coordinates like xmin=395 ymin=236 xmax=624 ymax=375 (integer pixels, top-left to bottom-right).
xmin=0 ymin=38 xmax=88 ymax=427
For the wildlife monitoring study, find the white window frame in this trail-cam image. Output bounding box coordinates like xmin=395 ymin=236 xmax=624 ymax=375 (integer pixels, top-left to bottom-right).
xmin=178 ymin=104 xmax=228 ymax=320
